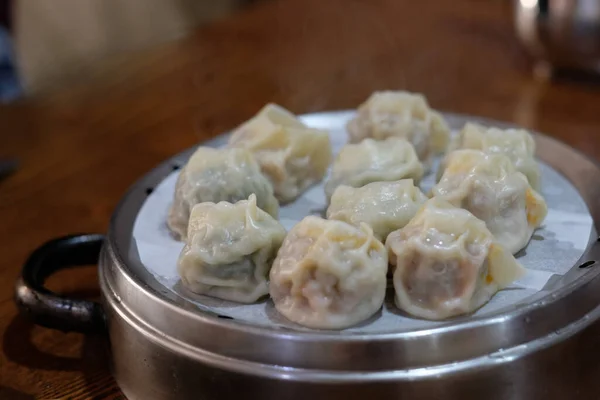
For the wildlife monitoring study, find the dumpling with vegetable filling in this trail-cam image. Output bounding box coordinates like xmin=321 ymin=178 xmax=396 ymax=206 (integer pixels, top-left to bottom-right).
xmin=228 ymin=103 xmax=332 ymax=203
xmin=346 ymin=91 xmax=450 ymax=168
xmin=178 ymin=194 xmax=286 ymax=303
xmin=326 ymin=179 xmax=427 ymax=241
xmin=269 ymin=216 xmax=387 ymax=329
xmin=432 ymin=149 xmax=547 ymax=254
xmin=441 ymin=122 xmax=540 ymax=190
xmin=386 ymin=197 xmax=525 ymax=320
xmin=324 ymin=137 xmax=424 ymax=201
xmin=167 ymin=146 xmax=279 ymax=241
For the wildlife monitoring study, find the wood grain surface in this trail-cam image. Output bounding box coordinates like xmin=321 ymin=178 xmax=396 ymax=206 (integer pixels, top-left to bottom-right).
xmin=2 ymin=0 xmax=600 ymax=398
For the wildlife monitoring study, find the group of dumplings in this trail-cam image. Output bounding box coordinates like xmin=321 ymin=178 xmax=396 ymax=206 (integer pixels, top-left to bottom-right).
xmin=167 ymin=90 xmax=548 ymax=330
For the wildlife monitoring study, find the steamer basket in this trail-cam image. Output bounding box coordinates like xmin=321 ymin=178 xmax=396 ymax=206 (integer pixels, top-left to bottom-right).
xmin=15 ymin=112 xmax=600 ymax=400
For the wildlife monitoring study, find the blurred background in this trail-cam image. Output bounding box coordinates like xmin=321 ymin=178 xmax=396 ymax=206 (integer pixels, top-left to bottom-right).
xmin=4 ymin=0 xmax=600 ymax=398
xmin=0 ymin=0 xmax=261 ymax=100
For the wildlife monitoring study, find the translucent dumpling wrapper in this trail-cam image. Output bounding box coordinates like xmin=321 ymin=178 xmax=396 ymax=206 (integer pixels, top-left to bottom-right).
xmin=386 ymin=197 xmax=525 ymax=320
xmin=324 ymin=137 xmax=424 ymax=201
xmin=441 ymin=122 xmax=540 ymax=190
xmin=326 ymin=179 xmax=428 ymax=241
xmin=178 ymin=194 xmax=286 ymax=303
xmin=432 ymin=149 xmax=547 ymax=254
xmin=346 ymin=91 xmax=450 ymax=168
xmin=167 ymin=146 xmax=279 ymax=241
xmin=269 ymin=216 xmax=387 ymax=329
xmin=228 ymin=103 xmax=333 ymax=203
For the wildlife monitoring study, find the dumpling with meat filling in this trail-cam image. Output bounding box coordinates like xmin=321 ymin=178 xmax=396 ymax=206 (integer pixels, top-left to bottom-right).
xmin=178 ymin=194 xmax=286 ymax=303
xmin=167 ymin=146 xmax=279 ymax=241
xmin=228 ymin=103 xmax=332 ymax=203
xmin=432 ymin=149 xmax=547 ymax=254
xmin=269 ymin=216 xmax=387 ymax=329
xmin=346 ymin=91 xmax=450 ymax=168
xmin=324 ymin=137 xmax=424 ymax=201
xmin=386 ymin=197 xmax=525 ymax=320
xmin=441 ymin=122 xmax=540 ymax=190
xmin=326 ymin=180 xmax=427 ymax=241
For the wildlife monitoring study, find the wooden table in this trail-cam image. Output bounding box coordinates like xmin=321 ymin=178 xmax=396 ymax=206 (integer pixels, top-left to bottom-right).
xmin=2 ymin=0 xmax=600 ymax=398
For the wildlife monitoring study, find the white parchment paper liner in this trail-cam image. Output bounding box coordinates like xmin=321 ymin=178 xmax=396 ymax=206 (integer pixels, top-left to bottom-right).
xmin=132 ymin=115 xmax=593 ymax=333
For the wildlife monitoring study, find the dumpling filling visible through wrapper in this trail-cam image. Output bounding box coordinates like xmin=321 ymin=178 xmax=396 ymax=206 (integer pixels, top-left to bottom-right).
xmin=228 ymin=103 xmax=332 ymax=203
xmin=324 ymin=137 xmax=424 ymax=201
xmin=326 ymin=179 xmax=427 ymax=242
xmin=269 ymin=216 xmax=388 ymax=329
xmin=167 ymin=146 xmax=279 ymax=241
xmin=346 ymin=90 xmax=450 ymax=169
xmin=177 ymin=194 xmax=286 ymax=303
xmin=442 ymin=122 xmax=541 ymax=190
xmin=432 ymin=149 xmax=547 ymax=254
xmin=386 ymin=197 xmax=525 ymax=320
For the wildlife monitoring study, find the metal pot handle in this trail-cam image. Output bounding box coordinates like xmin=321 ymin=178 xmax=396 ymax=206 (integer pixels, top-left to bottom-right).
xmin=14 ymin=234 xmax=106 ymax=333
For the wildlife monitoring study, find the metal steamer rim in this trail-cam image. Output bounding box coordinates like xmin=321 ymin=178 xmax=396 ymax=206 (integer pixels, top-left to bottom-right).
xmin=101 ymin=111 xmax=600 ymax=381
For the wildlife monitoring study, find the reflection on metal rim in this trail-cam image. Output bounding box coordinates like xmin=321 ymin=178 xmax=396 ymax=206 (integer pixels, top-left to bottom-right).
xmin=102 ymin=111 xmax=600 ymax=381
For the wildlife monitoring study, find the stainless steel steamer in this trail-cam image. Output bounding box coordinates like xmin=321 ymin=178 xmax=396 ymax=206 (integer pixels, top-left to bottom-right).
xmin=15 ymin=112 xmax=600 ymax=400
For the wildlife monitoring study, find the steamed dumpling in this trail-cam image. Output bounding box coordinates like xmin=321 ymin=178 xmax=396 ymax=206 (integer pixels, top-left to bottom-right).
xmin=386 ymin=197 xmax=525 ymax=320
xmin=442 ymin=122 xmax=540 ymax=190
xmin=178 ymin=195 xmax=286 ymax=303
xmin=326 ymin=180 xmax=427 ymax=241
xmin=168 ymin=146 xmax=279 ymax=240
xmin=269 ymin=216 xmax=387 ymax=329
xmin=346 ymin=91 xmax=450 ymax=167
xmin=228 ymin=103 xmax=333 ymax=203
xmin=324 ymin=137 xmax=424 ymax=201
xmin=432 ymin=149 xmax=547 ymax=254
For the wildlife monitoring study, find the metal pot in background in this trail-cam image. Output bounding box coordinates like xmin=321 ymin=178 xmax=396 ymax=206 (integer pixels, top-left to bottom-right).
xmin=514 ymin=0 xmax=600 ymax=73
